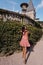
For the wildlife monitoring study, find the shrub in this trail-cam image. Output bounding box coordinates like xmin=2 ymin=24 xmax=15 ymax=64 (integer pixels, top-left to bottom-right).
xmin=0 ymin=20 xmax=42 ymax=55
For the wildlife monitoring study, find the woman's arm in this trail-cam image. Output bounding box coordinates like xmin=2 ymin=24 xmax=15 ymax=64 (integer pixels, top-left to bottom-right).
xmin=28 ymin=31 xmax=31 ymax=36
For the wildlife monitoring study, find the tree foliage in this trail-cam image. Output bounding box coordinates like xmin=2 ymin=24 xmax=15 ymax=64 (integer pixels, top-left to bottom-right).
xmin=0 ymin=20 xmax=42 ymax=56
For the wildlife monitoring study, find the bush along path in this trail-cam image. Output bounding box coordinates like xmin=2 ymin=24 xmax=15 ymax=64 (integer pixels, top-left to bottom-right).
xmin=0 ymin=20 xmax=42 ymax=56
xmin=0 ymin=35 xmax=43 ymax=65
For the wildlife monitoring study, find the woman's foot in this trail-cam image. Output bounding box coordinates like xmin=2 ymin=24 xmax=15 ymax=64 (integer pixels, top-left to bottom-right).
xmin=24 ymin=59 xmax=27 ymax=64
xmin=22 ymin=55 xmax=24 ymax=58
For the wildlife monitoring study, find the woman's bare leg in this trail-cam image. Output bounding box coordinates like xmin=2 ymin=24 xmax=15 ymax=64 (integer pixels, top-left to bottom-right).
xmin=24 ymin=47 xmax=27 ymax=64
xmin=22 ymin=47 xmax=27 ymax=64
xmin=22 ymin=47 xmax=24 ymax=58
xmin=24 ymin=47 xmax=26 ymax=59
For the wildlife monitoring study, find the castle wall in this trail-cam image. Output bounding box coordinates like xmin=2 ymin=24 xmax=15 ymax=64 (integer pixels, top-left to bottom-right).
xmin=26 ymin=11 xmax=35 ymax=20
xmin=0 ymin=9 xmax=36 ymax=26
xmin=0 ymin=13 xmax=22 ymax=22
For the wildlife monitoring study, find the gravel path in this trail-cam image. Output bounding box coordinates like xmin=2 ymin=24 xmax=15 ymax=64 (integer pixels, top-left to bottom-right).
xmin=0 ymin=36 xmax=43 ymax=65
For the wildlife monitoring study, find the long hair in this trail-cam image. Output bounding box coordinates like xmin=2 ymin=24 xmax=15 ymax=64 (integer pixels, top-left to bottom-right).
xmin=22 ymin=26 xmax=25 ymax=33
xmin=22 ymin=25 xmax=27 ymax=35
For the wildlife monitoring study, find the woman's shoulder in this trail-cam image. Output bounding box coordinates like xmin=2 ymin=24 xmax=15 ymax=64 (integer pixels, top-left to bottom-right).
xmin=26 ymin=30 xmax=30 ymax=35
xmin=25 ymin=30 xmax=29 ymax=32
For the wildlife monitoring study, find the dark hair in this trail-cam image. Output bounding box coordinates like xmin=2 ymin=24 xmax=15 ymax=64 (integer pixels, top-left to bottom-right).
xmin=22 ymin=26 xmax=25 ymax=33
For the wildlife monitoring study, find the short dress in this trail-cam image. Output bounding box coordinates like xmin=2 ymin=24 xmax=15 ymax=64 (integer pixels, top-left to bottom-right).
xmin=20 ymin=31 xmax=30 ymax=47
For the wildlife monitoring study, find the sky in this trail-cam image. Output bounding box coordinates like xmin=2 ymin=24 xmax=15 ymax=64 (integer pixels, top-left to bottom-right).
xmin=0 ymin=0 xmax=43 ymax=21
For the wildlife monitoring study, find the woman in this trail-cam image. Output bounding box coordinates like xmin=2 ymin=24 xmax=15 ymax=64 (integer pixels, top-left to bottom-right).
xmin=20 ymin=26 xmax=30 ymax=64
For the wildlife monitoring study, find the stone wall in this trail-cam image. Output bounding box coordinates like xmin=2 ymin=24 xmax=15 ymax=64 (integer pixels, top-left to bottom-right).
xmin=0 ymin=9 xmax=35 ymax=26
xmin=26 ymin=11 xmax=35 ymax=20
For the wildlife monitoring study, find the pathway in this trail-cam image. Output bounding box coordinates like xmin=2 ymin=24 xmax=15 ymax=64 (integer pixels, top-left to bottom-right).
xmin=0 ymin=36 xmax=43 ymax=65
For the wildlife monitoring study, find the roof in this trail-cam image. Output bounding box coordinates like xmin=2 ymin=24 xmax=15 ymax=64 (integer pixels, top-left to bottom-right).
xmin=0 ymin=9 xmax=18 ymax=15
xmin=27 ymin=0 xmax=35 ymax=12
xmin=20 ymin=3 xmax=28 ymax=8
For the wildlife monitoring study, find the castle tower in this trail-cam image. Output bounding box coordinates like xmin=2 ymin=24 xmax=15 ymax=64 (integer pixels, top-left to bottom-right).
xmin=20 ymin=3 xmax=28 ymax=14
xmin=26 ymin=0 xmax=36 ymax=20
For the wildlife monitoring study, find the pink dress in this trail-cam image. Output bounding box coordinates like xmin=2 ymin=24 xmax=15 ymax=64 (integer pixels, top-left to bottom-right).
xmin=20 ymin=31 xmax=30 ymax=47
